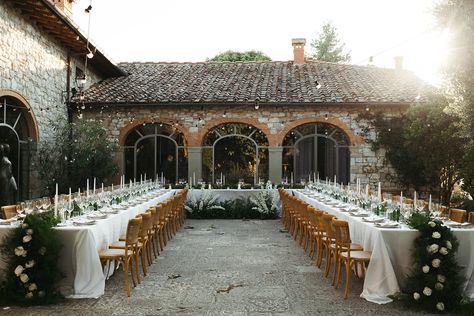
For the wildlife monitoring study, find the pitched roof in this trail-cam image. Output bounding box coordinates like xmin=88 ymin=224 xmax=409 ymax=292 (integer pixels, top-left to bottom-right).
xmin=77 ymin=61 xmax=430 ymax=105
xmin=6 ymin=0 xmax=125 ymax=77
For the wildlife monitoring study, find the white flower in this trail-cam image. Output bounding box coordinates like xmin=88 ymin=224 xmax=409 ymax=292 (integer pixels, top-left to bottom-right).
xmin=25 ymin=260 xmax=35 ymax=268
xmin=14 ymin=265 xmax=24 ymax=276
xmin=38 ymin=247 xmax=46 ymax=255
xmin=26 ymin=229 xmax=33 ymax=235
xmin=28 ymin=283 xmax=37 ymax=291
xmin=21 ymin=223 xmax=29 ymax=229
xmin=436 ymin=302 xmax=445 ymax=311
xmin=25 ymin=292 xmax=33 ymax=299
xmin=432 ymin=231 xmax=441 ymax=239
xmin=427 ymin=244 xmax=439 ymax=254
xmin=423 ymin=287 xmax=432 ymax=296
xmin=413 ymin=292 xmax=420 ymax=300
xmin=437 ymin=274 xmax=446 ymax=283
xmin=440 ymin=247 xmax=448 ymax=255
xmin=435 ymin=282 xmax=444 ymax=290
xmin=432 ymin=258 xmax=441 ymax=268
xmin=14 ymin=246 xmax=26 ymax=257
xmin=422 ymin=265 xmax=430 ymax=273
xmin=23 ymin=234 xmax=32 ymax=243
xmin=20 ymin=273 xmax=29 ymax=283
xmin=38 ymin=291 xmax=45 ymax=298
xmin=446 ymin=240 xmax=452 ymax=250
xmin=428 ymin=221 xmax=436 ymax=228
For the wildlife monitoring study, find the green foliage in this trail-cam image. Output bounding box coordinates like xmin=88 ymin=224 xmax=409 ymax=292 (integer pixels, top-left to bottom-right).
xmin=0 ymin=211 xmax=63 ymax=306
xmin=207 ymin=50 xmax=271 ymax=62
xmin=358 ymin=93 xmax=468 ymax=205
xmin=38 ymin=119 xmax=118 ymax=196
xmin=391 ymin=212 xmax=468 ymax=313
xmin=249 ymin=190 xmax=280 ymax=219
xmin=309 ymin=22 xmax=351 ymax=63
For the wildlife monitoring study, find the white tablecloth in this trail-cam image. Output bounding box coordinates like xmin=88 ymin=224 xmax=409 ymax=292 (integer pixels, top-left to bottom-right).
xmin=0 ymin=190 xmax=175 ymax=298
xmin=293 ymin=190 xmax=474 ymax=304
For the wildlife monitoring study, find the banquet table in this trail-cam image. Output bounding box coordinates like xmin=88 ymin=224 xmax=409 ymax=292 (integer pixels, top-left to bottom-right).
xmin=0 ymin=189 xmax=175 ymax=299
xmin=293 ymin=190 xmax=474 ymax=304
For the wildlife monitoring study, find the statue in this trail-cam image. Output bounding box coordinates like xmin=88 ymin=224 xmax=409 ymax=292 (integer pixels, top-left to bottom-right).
xmin=0 ymin=144 xmax=17 ymax=206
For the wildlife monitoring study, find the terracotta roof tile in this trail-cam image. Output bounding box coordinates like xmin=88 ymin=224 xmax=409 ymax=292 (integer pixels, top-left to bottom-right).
xmin=77 ymin=61 xmax=430 ymax=105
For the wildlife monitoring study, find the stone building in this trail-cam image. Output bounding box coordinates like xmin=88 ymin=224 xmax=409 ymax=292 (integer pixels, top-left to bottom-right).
xmin=0 ymin=0 xmax=123 ymax=201
xmin=1 ymin=0 xmax=428 ymax=204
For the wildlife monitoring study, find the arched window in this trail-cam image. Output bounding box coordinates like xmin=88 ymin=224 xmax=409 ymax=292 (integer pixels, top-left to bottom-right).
xmin=123 ymin=123 xmax=187 ymax=183
xmin=0 ymin=95 xmax=38 ymax=205
xmin=202 ymin=122 xmax=269 ymax=184
xmin=282 ymin=122 xmax=350 ymax=184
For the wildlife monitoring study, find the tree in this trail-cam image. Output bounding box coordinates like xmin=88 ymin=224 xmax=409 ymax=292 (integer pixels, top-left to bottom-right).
xmin=207 ymin=50 xmax=271 ymax=62
xmin=359 ymin=93 xmax=467 ymax=205
xmin=38 ymin=119 xmax=118 ymax=195
xmin=310 ymin=22 xmax=351 ymax=63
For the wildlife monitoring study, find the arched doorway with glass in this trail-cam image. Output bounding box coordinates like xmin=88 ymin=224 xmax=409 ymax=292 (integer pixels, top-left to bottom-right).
xmin=202 ymin=122 xmax=269 ymax=184
xmin=282 ymin=122 xmax=350 ymax=184
xmin=123 ymin=123 xmax=187 ymax=184
xmin=0 ymin=93 xmax=39 ymax=205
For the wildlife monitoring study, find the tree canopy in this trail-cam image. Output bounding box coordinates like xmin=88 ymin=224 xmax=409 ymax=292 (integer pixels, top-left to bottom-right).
xmin=309 ymin=22 xmax=351 ymax=63
xmin=207 ymin=50 xmax=271 ymax=62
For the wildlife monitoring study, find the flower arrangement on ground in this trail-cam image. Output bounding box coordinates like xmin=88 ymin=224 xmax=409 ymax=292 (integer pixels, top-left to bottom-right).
xmin=0 ymin=211 xmax=63 ymax=306
xmin=249 ymin=189 xmax=280 ymax=219
xmin=184 ymin=189 xmax=225 ymax=218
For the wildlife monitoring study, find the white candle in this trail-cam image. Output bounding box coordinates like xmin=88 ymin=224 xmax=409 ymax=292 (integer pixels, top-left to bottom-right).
xmin=78 ymin=187 xmax=81 ymax=199
xmin=290 ymin=172 xmax=294 ymax=185
xmin=68 ymin=187 xmax=71 ymax=208
xmin=54 ymin=183 xmax=58 ymax=216
xmin=314 ymin=172 xmax=316 ymax=182
xmin=111 ymin=183 xmax=114 ymax=191
xmin=189 ymin=177 xmax=192 ymax=185
xmin=334 ymin=175 xmax=337 ymax=186
xmin=285 ymin=176 xmax=288 ymax=184
xmin=429 ymin=194 xmax=432 ymax=211
xmin=86 ymin=179 xmax=89 ymax=197
xmin=414 ymin=191 xmax=417 ymax=207
xmin=365 ymin=184 xmax=369 ymax=196
xmin=377 ymin=182 xmax=381 ymax=201
xmin=130 ymin=179 xmax=132 ymax=187
xmin=161 ymin=172 xmax=164 ymax=184
xmin=193 ymin=172 xmax=196 ymax=186
xmin=221 ymin=172 xmax=223 ymax=184
xmin=144 ymin=173 xmax=147 ymax=182
xmin=101 ymin=183 xmax=104 ymax=193
xmin=400 ymin=191 xmax=403 ymax=205
xmin=93 ymin=177 xmax=96 ymax=194
xmin=140 ymin=174 xmax=143 ymax=184
xmin=223 ymin=175 xmax=226 ymax=185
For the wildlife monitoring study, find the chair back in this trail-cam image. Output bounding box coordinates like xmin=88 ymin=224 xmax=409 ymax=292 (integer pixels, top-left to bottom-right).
xmin=138 ymin=212 xmax=153 ymax=238
xmin=449 ymin=208 xmax=466 ymax=223
xmin=125 ymin=217 xmax=143 ymax=247
xmin=1 ymin=205 xmax=16 ymax=219
xmin=332 ymin=219 xmax=352 ymax=247
xmin=322 ymin=213 xmax=336 ymax=239
xmin=468 ymin=212 xmax=474 ymax=225
xmin=148 ymin=206 xmax=159 ymax=227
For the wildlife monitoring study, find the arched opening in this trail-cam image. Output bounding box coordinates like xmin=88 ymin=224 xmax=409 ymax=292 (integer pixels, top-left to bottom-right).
xmin=282 ymin=122 xmax=350 ymax=184
xmin=123 ymin=123 xmax=187 ymax=183
xmin=0 ymin=95 xmax=38 ymax=205
xmin=202 ymin=122 xmax=269 ymax=184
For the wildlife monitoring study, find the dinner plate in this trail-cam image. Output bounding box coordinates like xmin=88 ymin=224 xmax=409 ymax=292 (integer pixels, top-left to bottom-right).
xmin=73 ymin=219 xmax=97 ymax=226
xmin=362 ymin=217 xmax=384 ymax=223
xmin=349 ymin=212 xmax=370 ymax=217
xmin=374 ymin=222 xmax=400 ymax=228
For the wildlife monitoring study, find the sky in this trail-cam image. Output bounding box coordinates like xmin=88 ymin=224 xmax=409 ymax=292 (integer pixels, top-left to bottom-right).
xmin=71 ymin=0 xmax=448 ymax=85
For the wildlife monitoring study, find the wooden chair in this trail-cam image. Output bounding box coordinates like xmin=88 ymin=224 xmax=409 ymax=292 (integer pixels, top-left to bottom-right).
xmin=332 ymin=219 xmax=371 ymax=299
xmin=1 ymin=205 xmax=16 ymax=219
xmin=449 ymin=208 xmax=466 ymax=223
xmin=112 ymin=212 xmax=153 ymax=279
xmin=468 ymin=212 xmax=474 ymax=225
xmin=99 ymin=217 xmax=142 ymax=297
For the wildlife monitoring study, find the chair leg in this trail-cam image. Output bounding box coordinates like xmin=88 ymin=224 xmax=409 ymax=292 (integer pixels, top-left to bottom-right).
xmin=123 ymin=259 xmax=131 ymax=297
xmin=324 ymin=246 xmax=332 ymax=277
xmin=135 ymin=251 xmax=141 ymax=284
xmin=331 ymin=250 xmax=338 ymax=286
xmin=140 ymin=247 xmax=147 ymax=276
xmin=335 ymin=258 xmax=342 ymax=288
xmin=344 ymin=260 xmax=351 ymax=299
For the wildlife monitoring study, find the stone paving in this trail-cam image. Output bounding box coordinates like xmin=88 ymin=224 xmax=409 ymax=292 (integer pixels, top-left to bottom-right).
xmin=3 ymin=219 xmax=430 ymax=316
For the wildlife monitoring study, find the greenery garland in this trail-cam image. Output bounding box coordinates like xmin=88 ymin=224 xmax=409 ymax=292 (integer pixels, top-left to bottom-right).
xmin=0 ymin=211 xmax=63 ymax=306
xmin=392 ymin=212 xmax=473 ymax=314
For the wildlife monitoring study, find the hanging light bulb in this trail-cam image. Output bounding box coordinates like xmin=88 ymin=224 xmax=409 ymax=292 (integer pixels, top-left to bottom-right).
xmin=86 ymin=51 xmax=94 ymax=59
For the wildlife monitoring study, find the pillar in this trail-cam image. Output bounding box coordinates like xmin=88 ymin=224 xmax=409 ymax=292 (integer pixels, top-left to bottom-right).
xmin=187 ymin=147 xmax=202 ymax=182
xmin=268 ymin=147 xmax=283 ymax=184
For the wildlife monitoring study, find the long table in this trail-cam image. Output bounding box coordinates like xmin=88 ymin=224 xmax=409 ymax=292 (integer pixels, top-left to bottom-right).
xmin=0 ymin=190 xmax=175 ymax=298
xmin=293 ymin=190 xmax=474 ymax=304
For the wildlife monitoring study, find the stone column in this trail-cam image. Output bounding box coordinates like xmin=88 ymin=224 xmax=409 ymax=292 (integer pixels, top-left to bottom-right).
xmin=187 ymin=147 xmax=202 ymax=182
xmin=268 ymin=147 xmax=283 ymax=184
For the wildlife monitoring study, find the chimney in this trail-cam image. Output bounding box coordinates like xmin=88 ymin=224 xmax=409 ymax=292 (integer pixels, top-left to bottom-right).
xmin=52 ymin=0 xmax=75 ymax=18
xmin=394 ymin=56 xmax=404 ymax=70
xmin=292 ymin=38 xmax=306 ymax=65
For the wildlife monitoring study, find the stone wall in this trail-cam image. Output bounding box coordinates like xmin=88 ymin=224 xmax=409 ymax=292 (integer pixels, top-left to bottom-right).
xmin=82 ymin=103 xmax=406 ymax=191
xmin=0 ymin=2 xmax=103 ymax=198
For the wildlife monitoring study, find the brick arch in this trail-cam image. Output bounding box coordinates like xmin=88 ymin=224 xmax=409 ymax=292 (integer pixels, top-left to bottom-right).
xmin=0 ymin=89 xmax=39 ymax=142
xmin=118 ymin=117 xmax=191 ymax=146
xmin=276 ymin=117 xmax=362 ymax=146
xmin=197 ymin=117 xmax=275 ymax=146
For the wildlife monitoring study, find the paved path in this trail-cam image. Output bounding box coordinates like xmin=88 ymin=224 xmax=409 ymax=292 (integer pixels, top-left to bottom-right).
xmin=4 ymin=219 xmax=428 ymax=315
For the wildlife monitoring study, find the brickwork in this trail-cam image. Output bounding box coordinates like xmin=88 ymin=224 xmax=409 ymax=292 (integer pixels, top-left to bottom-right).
xmin=83 ymin=103 xmax=406 ymax=191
